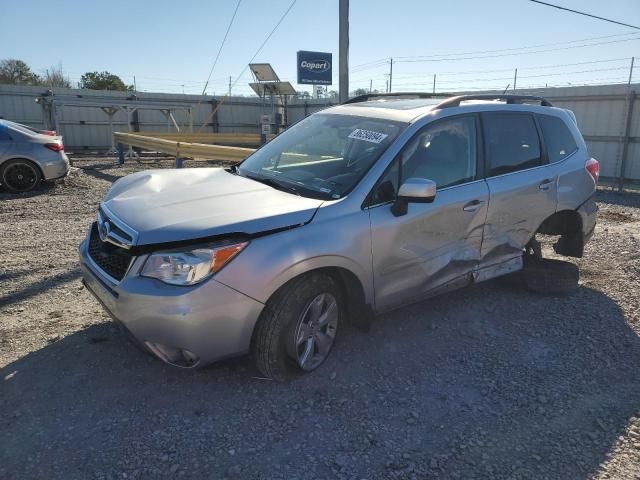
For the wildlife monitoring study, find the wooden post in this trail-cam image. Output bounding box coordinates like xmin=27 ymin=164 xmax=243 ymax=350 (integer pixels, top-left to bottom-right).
xmin=117 ymin=143 xmax=125 ymax=165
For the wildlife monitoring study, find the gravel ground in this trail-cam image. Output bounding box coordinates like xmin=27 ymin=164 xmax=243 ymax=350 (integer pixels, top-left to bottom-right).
xmin=1 ymin=156 xmax=640 ymax=480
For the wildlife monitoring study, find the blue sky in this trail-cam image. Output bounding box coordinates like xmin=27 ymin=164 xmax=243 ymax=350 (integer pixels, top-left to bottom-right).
xmin=2 ymin=0 xmax=639 ymax=95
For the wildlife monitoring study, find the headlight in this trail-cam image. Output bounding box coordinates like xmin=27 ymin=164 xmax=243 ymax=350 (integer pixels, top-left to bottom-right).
xmin=140 ymin=241 xmax=248 ymax=286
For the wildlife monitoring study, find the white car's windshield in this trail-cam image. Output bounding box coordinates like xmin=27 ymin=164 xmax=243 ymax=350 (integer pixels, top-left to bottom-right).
xmin=238 ymin=113 xmax=407 ymax=199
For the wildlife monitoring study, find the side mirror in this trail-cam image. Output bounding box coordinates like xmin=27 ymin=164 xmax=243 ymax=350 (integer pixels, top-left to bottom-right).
xmin=391 ymin=178 xmax=436 ymax=217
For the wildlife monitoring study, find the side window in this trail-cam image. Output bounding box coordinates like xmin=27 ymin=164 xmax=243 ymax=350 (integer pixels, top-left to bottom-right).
xmin=483 ymin=113 xmax=542 ymax=176
xmin=538 ymin=114 xmax=578 ymax=163
xmin=368 ymin=116 xmax=477 ymax=206
xmin=401 ymin=116 xmax=477 ymax=188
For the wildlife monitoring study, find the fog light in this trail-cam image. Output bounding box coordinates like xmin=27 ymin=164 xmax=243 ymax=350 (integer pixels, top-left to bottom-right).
xmin=145 ymin=342 xmax=200 ymax=368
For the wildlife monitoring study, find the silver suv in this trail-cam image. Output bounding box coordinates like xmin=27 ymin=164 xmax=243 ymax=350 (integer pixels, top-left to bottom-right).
xmin=79 ymin=93 xmax=598 ymax=380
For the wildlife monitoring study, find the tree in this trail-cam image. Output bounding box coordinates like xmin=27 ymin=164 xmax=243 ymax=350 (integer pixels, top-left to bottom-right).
xmin=0 ymin=59 xmax=41 ymax=85
xmin=42 ymin=63 xmax=72 ymax=88
xmin=353 ymin=88 xmax=369 ymax=96
xmin=80 ymin=71 xmax=133 ymax=91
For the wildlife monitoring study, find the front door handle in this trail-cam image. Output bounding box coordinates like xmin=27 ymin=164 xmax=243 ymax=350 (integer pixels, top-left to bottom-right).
xmin=463 ymin=199 xmax=485 ymax=212
xmin=539 ymin=179 xmax=553 ymax=191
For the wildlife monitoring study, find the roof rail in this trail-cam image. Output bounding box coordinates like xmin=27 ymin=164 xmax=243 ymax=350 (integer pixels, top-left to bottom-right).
xmin=435 ymin=94 xmax=553 ymax=109
xmin=342 ymin=92 xmax=452 ymax=105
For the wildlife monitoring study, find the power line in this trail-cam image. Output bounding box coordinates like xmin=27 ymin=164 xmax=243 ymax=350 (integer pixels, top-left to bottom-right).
xmin=351 ymin=32 xmax=639 ymax=70
xmin=529 ymin=0 xmax=640 ymax=30
xmin=196 ymin=0 xmax=297 ymax=132
xmin=352 ymin=56 xmax=634 ymax=81
xmin=397 ymin=36 xmax=640 ymax=63
xmin=396 ymin=32 xmax=639 ymax=60
xmin=390 ymin=78 xmax=633 ymax=93
xmin=387 ymin=65 xmax=631 ymax=86
xmin=201 ymin=0 xmax=243 ymax=96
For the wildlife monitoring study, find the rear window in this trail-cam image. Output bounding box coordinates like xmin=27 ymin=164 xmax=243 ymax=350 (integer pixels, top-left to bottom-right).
xmin=483 ymin=113 xmax=542 ymax=176
xmin=538 ymin=114 xmax=578 ymax=163
xmin=7 ymin=122 xmax=37 ymax=137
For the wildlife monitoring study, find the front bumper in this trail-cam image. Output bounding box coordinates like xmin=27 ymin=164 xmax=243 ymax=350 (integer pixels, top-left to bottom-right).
xmin=79 ymin=237 xmax=265 ymax=367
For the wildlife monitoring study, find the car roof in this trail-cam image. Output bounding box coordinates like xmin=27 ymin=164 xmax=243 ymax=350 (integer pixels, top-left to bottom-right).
xmin=322 ymin=93 xmax=567 ymax=124
xmin=325 ymin=99 xmax=441 ymax=123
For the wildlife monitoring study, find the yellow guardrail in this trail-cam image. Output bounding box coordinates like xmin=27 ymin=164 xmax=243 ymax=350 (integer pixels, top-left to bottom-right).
xmin=114 ymin=132 xmax=255 ymax=162
xmin=131 ymin=132 xmax=274 ymax=146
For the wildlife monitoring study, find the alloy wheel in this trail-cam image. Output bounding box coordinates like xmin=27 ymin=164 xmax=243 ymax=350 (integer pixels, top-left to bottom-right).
xmin=3 ymin=162 xmax=39 ymax=192
xmin=290 ymin=292 xmax=339 ymax=371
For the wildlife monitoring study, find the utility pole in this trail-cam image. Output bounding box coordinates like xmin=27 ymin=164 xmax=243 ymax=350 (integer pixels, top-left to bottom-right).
xmin=513 ymin=68 xmax=518 ymax=91
xmin=618 ymin=56 xmax=635 ymax=191
xmin=228 ymin=76 xmax=232 ymax=96
xmin=369 ymin=79 xmax=372 ymax=93
xmin=133 ymin=75 xmax=137 ymax=92
xmin=339 ymin=0 xmax=349 ymax=103
xmin=433 ymin=74 xmax=436 ymax=94
xmin=389 ymin=58 xmax=393 ymax=92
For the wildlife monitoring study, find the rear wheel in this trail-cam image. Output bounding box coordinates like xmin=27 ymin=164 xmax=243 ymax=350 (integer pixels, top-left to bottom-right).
xmin=252 ymin=273 xmax=342 ymax=381
xmin=1 ymin=159 xmax=42 ymax=193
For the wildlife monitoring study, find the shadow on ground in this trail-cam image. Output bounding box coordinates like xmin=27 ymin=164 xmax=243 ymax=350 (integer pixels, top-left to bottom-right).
xmin=596 ymin=189 xmax=640 ymax=208
xmin=0 ymin=269 xmax=82 ymax=308
xmin=1 ymin=283 xmax=639 ymax=479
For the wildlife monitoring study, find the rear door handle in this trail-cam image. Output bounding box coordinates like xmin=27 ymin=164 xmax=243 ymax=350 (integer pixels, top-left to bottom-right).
xmin=539 ymin=179 xmax=553 ymax=191
xmin=463 ymin=199 xmax=485 ymax=212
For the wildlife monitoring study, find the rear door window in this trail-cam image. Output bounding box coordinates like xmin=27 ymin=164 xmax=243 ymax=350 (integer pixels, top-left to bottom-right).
xmin=538 ymin=114 xmax=578 ymax=163
xmin=483 ymin=113 xmax=542 ymax=176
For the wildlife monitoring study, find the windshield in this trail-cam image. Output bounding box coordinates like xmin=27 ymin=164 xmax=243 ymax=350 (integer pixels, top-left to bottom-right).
xmin=238 ymin=113 xmax=407 ymax=199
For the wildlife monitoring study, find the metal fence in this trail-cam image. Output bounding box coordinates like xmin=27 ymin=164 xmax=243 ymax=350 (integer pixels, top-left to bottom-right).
xmin=0 ymin=83 xmax=638 ymax=185
xmin=0 ymin=84 xmax=334 ymax=150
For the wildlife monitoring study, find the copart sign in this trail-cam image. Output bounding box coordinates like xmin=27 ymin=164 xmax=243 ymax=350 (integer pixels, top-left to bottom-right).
xmin=297 ymin=51 xmax=332 ymax=85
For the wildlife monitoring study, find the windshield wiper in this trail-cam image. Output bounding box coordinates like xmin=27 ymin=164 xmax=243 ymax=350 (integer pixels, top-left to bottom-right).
xmin=243 ymin=172 xmax=301 ymax=196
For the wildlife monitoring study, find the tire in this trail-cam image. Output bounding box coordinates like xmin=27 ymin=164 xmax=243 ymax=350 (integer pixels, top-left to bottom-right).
xmin=252 ymin=273 xmax=343 ymax=382
xmin=522 ymin=257 xmax=579 ymax=295
xmin=1 ymin=159 xmax=42 ymax=193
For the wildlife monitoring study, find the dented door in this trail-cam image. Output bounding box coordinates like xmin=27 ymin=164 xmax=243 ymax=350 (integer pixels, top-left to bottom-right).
xmin=481 ymin=165 xmax=557 ymax=265
xmin=369 ymin=181 xmax=489 ymax=312
xmin=479 ymin=112 xmax=558 ymax=268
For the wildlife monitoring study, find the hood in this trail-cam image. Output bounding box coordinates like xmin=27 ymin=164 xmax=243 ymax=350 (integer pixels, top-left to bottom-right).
xmin=102 ymin=168 xmax=324 ymax=246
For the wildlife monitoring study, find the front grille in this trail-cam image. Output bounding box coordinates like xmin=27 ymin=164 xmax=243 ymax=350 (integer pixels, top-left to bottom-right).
xmin=88 ymin=223 xmax=134 ymax=281
xmin=98 ymin=207 xmax=134 ymax=244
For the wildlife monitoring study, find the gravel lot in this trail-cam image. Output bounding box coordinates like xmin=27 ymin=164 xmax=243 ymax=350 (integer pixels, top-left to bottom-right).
xmin=1 ymin=156 xmax=640 ymax=480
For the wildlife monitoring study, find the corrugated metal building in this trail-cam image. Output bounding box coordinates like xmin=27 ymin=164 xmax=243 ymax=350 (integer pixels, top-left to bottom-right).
xmin=0 ymin=83 xmax=637 ymax=184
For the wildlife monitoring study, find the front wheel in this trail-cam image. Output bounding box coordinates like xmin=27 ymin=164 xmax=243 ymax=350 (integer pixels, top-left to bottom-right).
xmin=252 ymin=273 xmax=342 ymax=381
xmin=1 ymin=159 xmax=42 ymax=193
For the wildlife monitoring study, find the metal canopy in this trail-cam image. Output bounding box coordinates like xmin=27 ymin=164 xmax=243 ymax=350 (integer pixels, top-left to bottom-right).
xmin=249 ymin=63 xmax=280 ymax=82
xmin=249 ymin=81 xmax=297 ymax=97
xmin=37 ymin=95 xmax=194 ymax=157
